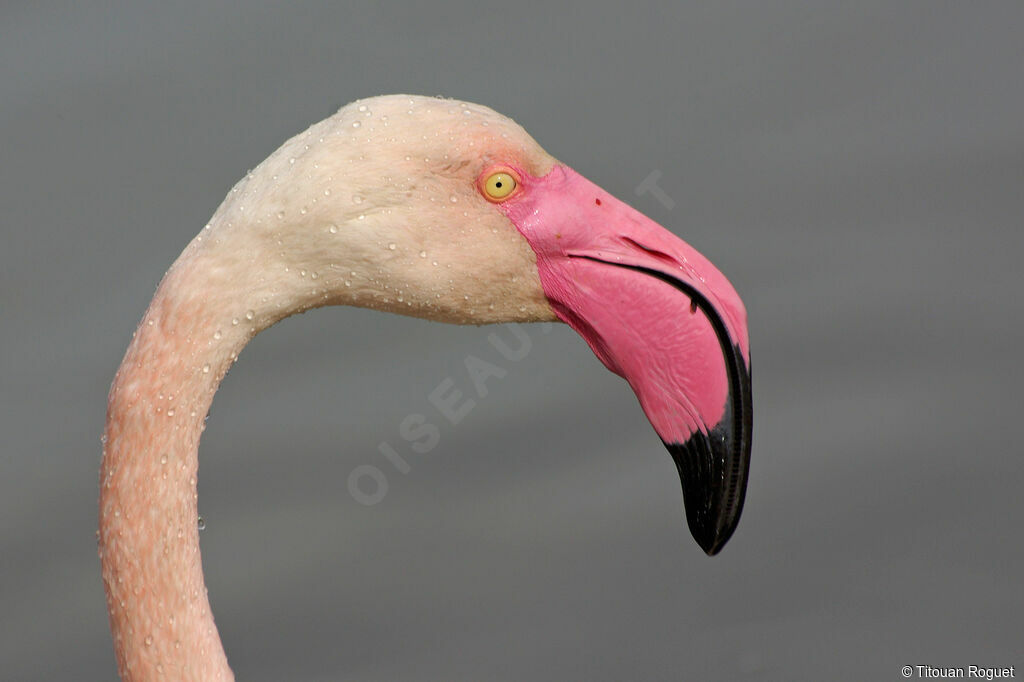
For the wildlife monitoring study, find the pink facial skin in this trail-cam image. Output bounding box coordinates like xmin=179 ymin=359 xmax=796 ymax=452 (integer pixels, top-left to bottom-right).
xmin=496 ymin=164 xmax=750 ymax=447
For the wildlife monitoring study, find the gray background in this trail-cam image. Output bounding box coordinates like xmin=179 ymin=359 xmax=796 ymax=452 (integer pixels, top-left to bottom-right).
xmin=2 ymin=2 xmax=1022 ymax=680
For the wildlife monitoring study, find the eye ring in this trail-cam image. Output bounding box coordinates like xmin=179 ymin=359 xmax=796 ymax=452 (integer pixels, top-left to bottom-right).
xmin=479 ymin=167 xmax=520 ymax=202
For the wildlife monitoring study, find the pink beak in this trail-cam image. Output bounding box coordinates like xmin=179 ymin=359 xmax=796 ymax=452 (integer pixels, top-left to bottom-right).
xmin=501 ymin=165 xmax=752 ymax=555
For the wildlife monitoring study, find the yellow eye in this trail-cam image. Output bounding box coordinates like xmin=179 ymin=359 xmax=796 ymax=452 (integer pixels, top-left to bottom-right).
xmin=483 ymin=171 xmax=517 ymax=200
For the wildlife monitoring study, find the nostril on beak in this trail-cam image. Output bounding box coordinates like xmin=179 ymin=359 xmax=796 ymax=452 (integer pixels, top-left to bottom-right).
xmin=620 ymin=236 xmax=678 ymax=268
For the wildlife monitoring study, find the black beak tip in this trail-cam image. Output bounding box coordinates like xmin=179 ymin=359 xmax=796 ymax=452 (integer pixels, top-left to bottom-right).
xmin=665 ymin=412 xmax=750 ymax=556
xmin=665 ymin=346 xmax=752 ymax=557
xmin=695 ymin=528 xmax=726 ymax=557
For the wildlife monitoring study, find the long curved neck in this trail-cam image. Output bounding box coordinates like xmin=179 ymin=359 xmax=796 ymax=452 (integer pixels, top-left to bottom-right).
xmin=99 ymin=240 xmax=280 ymax=681
xmin=97 ymin=99 xmax=558 ymax=679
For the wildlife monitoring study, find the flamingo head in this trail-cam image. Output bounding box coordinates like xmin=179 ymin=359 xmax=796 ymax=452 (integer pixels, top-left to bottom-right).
xmin=187 ymin=94 xmax=752 ymax=554
xmin=99 ymin=94 xmax=756 ymax=680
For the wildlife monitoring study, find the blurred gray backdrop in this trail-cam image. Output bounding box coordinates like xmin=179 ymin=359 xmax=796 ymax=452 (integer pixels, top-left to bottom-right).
xmin=2 ymin=2 xmax=1022 ymax=680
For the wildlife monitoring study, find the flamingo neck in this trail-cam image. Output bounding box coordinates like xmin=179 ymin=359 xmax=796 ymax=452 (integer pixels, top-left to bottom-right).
xmin=99 ymin=241 xmax=279 ymax=681
xmin=96 ymin=101 xmax=558 ymax=678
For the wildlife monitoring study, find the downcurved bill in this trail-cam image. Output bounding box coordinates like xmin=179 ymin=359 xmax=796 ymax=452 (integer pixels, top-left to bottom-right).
xmin=503 ymin=165 xmax=752 ymax=555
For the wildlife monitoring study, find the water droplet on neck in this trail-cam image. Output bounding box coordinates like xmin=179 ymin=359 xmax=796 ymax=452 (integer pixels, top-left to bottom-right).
xmin=202 ymin=364 xmax=211 ymax=374
xmin=387 ymin=243 xmax=396 ymax=250
xmin=352 ymin=194 xmax=364 ymax=204
xmin=419 ymin=251 xmax=428 ymax=258
xmin=213 ymin=330 xmax=222 ymax=340
xmin=197 ymin=517 xmax=206 ymax=531
xmin=245 ymin=310 xmax=255 ymax=321
xmin=329 ymin=224 xmax=338 ymax=234
xmin=352 ymin=121 xmax=361 ymax=128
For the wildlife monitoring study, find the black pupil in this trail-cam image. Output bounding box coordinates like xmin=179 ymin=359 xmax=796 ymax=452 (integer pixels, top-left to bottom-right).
xmin=495 ymin=181 xmax=503 ymax=188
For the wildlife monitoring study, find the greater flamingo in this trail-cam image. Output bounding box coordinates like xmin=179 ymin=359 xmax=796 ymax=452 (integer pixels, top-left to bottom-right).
xmin=99 ymin=94 xmax=752 ymax=680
